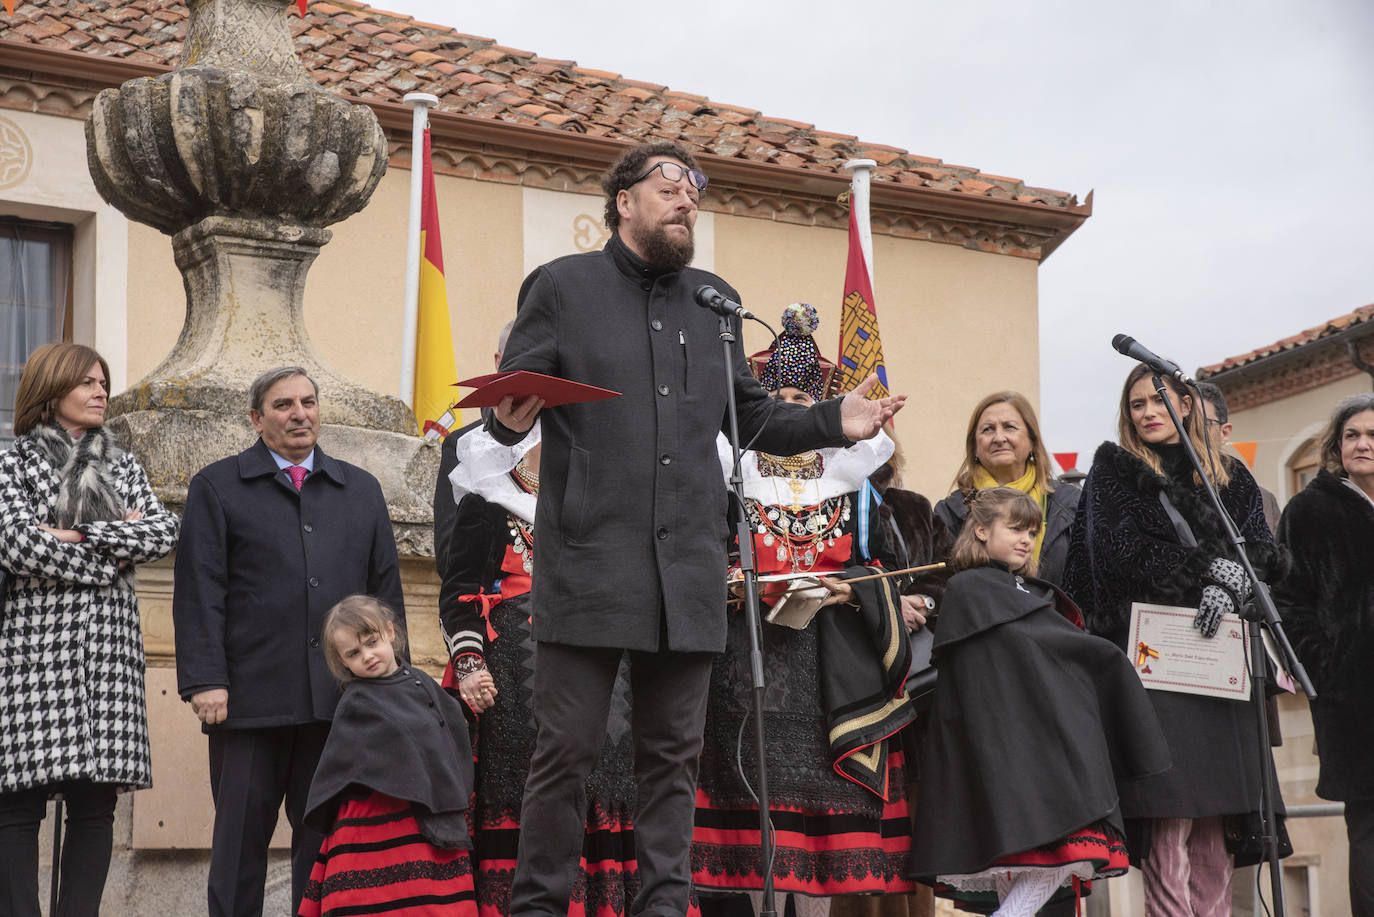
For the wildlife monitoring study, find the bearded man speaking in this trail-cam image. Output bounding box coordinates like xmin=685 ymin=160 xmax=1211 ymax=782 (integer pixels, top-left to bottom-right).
xmin=486 ymin=141 xmax=904 ymax=917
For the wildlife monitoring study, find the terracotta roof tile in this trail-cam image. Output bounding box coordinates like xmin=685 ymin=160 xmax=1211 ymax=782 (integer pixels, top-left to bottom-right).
xmin=0 ymin=0 xmax=1082 ymax=209
xmin=1198 ymin=304 xmax=1374 ymax=377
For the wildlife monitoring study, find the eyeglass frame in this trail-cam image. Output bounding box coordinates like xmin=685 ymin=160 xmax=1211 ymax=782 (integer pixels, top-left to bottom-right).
xmin=628 ymin=160 xmax=709 ymax=195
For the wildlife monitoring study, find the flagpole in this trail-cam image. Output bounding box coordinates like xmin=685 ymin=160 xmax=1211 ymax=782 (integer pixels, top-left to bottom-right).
xmin=844 ymin=158 xmax=877 ymax=293
xmin=400 ymin=92 xmax=439 ymax=408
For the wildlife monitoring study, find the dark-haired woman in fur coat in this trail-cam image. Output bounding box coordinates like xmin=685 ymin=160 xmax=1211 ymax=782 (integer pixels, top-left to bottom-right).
xmin=0 ymin=343 xmax=179 ymax=917
xmin=1063 ymin=363 xmax=1287 ymax=917
xmin=1274 ymin=393 xmax=1374 ymax=917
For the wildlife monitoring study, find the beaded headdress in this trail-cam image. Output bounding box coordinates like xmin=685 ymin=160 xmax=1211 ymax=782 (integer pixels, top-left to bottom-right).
xmin=747 ymin=302 xmax=838 ymax=401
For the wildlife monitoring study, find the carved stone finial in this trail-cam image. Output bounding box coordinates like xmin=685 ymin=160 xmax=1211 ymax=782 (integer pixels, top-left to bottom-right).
xmin=85 ymin=0 xmax=437 ymax=548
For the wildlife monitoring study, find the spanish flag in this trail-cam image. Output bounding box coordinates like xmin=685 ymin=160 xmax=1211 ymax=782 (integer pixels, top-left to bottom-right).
xmin=414 ymin=126 xmax=460 ymax=439
xmin=837 ymin=205 xmax=890 ymax=399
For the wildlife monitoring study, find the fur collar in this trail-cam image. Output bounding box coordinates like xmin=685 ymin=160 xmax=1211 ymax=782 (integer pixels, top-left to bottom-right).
xmin=29 ymin=423 xmax=126 ymax=527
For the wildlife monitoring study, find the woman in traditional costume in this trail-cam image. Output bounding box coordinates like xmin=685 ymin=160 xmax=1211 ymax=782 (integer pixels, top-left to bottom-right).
xmin=692 ymin=304 xmax=919 ymax=917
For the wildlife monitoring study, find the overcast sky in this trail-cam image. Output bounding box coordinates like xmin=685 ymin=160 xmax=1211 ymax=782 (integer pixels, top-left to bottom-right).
xmin=380 ymin=0 xmax=1374 ymax=460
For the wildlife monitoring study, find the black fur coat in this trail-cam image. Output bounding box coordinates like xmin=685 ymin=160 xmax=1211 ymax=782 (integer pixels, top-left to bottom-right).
xmin=1063 ymin=441 xmax=1286 ymax=648
xmin=1063 ymin=441 xmax=1288 ymax=821
xmin=1275 ymin=469 xmax=1374 ymax=800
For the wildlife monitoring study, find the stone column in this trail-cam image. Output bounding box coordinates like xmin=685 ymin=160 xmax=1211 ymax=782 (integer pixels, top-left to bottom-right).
xmin=85 ymin=0 xmax=437 ymax=554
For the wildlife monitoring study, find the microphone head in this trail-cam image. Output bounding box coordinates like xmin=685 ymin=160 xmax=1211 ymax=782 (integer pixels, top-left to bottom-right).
xmin=1111 ymin=333 xmax=1135 ymax=354
xmin=694 ymin=284 xmax=721 ymax=307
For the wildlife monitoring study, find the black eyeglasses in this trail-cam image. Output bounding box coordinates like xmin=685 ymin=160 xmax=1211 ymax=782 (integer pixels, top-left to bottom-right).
xmin=630 ymin=161 xmax=709 ymax=193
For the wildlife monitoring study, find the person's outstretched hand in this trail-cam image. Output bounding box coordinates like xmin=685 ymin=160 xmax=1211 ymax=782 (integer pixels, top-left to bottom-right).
xmin=840 ymin=374 xmax=906 ymax=441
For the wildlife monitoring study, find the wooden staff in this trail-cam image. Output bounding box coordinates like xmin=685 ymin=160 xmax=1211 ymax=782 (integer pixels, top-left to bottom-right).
xmin=728 ymin=562 xmax=946 ymax=601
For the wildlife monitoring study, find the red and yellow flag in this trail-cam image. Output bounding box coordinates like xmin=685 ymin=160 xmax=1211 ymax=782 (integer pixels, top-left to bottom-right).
xmin=837 ymin=205 xmax=890 ymax=398
xmin=414 ymin=126 xmax=460 ymax=439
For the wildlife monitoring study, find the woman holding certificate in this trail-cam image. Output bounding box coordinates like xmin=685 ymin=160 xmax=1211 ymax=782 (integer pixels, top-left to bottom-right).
xmin=692 ymin=304 xmax=919 ymax=917
xmin=1274 ymin=393 xmax=1374 ymax=917
xmin=1063 ymin=361 xmax=1287 ymax=917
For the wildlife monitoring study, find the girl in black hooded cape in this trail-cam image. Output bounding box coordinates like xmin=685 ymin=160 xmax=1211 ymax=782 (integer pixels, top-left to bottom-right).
xmin=298 ymin=596 xmax=477 ymax=917
xmin=907 ymin=489 xmax=1169 ymax=917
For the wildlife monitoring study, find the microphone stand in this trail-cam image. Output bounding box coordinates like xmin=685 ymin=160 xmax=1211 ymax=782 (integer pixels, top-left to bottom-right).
xmin=1150 ymin=373 xmax=1316 ymax=917
xmin=718 ymin=311 xmax=778 ymax=917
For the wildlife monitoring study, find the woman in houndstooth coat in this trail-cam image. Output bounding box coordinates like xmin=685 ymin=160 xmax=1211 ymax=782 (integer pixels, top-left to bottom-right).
xmin=0 ymin=343 xmax=179 ymax=916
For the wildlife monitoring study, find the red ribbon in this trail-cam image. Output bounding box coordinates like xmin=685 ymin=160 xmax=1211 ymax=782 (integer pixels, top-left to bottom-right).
xmin=1136 ymin=641 xmax=1160 ymax=667
xmin=459 ymin=591 xmax=502 ymax=642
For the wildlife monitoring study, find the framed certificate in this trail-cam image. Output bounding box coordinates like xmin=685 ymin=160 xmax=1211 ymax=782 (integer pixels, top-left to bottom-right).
xmin=1128 ymin=602 xmax=1251 ymax=700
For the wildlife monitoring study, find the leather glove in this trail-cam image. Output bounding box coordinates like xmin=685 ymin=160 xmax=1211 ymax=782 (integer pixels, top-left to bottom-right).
xmin=1194 ymin=583 xmax=1234 ymax=638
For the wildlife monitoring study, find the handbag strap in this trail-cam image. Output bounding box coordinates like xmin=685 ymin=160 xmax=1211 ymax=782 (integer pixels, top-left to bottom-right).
xmin=1158 ymin=490 xmax=1198 ymax=548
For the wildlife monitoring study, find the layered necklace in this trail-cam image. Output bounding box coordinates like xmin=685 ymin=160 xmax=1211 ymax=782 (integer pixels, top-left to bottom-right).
xmin=750 ymin=451 xmax=848 ymax=571
xmin=507 ymin=457 xmax=539 ymax=574
xmin=755 ymin=450 xmax=824 ymax=512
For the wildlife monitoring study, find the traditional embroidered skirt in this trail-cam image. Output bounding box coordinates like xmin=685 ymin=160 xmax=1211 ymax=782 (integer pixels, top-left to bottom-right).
xmin=297 ymin=791 xmax=475 ymax=916
xmin=691 ymin=611 xmax=917 ymax=897
xmin=464 ymin=598 xmax=645 ymax=917
xmin=934 ymin=822 xmax=1128 ymax=913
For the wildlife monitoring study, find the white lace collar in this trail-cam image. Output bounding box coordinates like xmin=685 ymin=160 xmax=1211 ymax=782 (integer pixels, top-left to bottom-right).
xmin=447 ymin=423 xmax=541 ymax=524
xmin=715 ymin=429 xmax=894 ymax=505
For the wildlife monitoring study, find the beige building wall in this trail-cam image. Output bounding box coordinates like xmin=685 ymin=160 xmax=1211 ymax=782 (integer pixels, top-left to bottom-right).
xmin=0 ymin=109 xmax=130 ymax=389
xmin=1228 ymin=374 xmax=1371 ymax=504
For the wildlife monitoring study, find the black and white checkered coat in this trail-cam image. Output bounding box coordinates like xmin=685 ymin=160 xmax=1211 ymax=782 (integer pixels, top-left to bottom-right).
xmin=0 ymin=430 xmax=179 ymax=793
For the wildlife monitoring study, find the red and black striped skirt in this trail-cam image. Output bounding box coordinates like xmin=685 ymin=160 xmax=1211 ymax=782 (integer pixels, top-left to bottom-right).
xmin=298 ymin=791 xmax=476 ymax=916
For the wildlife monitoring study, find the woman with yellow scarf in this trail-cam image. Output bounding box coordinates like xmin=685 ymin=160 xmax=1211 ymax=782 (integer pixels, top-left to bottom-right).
xmin=934 ymin=392 xmax=1079 ymax=586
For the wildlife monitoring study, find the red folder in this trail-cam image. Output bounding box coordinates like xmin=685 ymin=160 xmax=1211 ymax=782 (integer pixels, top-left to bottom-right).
xmin=453 ymin=371 xmax=621 ymax=409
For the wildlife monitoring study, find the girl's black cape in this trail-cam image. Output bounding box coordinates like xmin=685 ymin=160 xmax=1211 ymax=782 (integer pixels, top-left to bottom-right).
xmin=907 ymin=564 xmax=1169 ymax=878
xmin=304 ymin=666 xmax=475 ymax=847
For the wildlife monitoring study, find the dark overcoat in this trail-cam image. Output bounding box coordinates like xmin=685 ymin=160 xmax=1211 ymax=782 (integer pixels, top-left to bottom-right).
xmin=490 ymin=233 xmax=847 ymax=653
xmin=907 ymin=565 xmax=1169 ymax=878
xmin=173 ymin=440 xmax=405 ymax=727
xmin=304 ymin=666 xmax=474 ymax=842
xmin=1062 ymin=441 xmax=1285 ymax=818
xmin=1274 ymin=469 xmax=1374 ymax=801
xmin=934 ymin=482 xmax=1080 ymax=587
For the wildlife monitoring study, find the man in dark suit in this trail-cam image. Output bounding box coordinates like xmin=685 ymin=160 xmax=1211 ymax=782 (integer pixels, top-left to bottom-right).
xmin=173 ymin=366 xmax=405 ymax=917
xmin=488 ymin=141 xmax=904 ymax=917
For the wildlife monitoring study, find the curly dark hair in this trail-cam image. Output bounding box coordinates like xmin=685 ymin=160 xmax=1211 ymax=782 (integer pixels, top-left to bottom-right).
xmin=602 ymin=141 xmax=701 ymax=232
xmin=1319 ymin=392 xmax=1374 ymax=476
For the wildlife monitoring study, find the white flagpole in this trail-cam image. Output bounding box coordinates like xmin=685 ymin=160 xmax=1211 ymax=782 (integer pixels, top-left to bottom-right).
xmin=400 ymin=92 xmax=439 ymax=407
xmin=843 ymin=158 xmax=877 ymax=293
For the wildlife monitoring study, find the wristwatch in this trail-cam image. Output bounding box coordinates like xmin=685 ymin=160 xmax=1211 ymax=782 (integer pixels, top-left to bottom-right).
xmin=913 ymin=594 xmax=935 ymax=611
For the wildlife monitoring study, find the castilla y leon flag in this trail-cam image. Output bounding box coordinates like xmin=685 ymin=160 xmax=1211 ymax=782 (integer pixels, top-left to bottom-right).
xmin=837 ymin=205 xmax=889 ymax=399
xmin=414 ymin=126 xmax=461 ymax=440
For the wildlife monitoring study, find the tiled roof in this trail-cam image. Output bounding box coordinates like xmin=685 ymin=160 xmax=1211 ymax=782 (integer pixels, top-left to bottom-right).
xmin=1197 ymin=303 xmax=1374 ymax=378
xmin=0 ymin=0 xmax=1081 ymax=211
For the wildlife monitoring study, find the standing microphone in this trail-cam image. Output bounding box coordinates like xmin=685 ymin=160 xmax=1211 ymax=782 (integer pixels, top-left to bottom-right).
xmin=694 ymin=284 xmax=756 ymax=321
xmin=1112 ymin=333 xmax=1195 ymax=385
